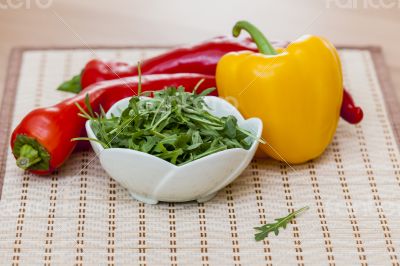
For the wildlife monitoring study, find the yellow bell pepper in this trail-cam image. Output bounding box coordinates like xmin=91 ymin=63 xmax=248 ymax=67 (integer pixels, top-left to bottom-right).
xmin=216 ymin=21 xmax=343 ymax=164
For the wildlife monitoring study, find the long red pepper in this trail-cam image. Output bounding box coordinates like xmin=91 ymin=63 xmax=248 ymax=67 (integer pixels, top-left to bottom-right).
xmin=11 ymin=74 xmax=216 ymax=175
xmin=73 ymin=59 xmax=364 ymax=125
xmin=341 ymin=88 xmax=363 ymax=124
xmin=58 ymin=36 xmax=288 ymax=93
xmin=58 ymin=37 xmax=362 ymax=124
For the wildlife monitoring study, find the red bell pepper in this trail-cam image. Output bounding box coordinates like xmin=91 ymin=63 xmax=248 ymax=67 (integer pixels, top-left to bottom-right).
xmin=11 ymin=74 xmax=216 ymax=175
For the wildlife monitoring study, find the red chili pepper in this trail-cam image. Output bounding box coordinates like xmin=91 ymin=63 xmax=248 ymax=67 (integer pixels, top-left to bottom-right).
xmin=57 ymin=36 xmax=272 ymax=93
xmin=11 ymin=74 xmax=216 ymax=175
xmin=340 ymin=88 xmax=364 ymax=124
xmin=58 ymin=37 xmax=362 ymax=124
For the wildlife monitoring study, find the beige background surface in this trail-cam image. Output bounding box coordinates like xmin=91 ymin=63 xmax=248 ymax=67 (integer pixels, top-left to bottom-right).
xmin=0 ymin=0 xmax=399 ymax=103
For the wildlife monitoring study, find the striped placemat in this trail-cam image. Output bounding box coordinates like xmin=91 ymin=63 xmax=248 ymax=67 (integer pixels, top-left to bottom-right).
xmin=0 ymin=46 xmax=399 ymax=266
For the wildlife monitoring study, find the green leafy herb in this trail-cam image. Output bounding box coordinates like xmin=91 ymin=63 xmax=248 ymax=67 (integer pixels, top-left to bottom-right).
xmin=254 ymin=206 xmax=309 ymax=241
xmin=74 ymin=82 xmax=260 ymax=166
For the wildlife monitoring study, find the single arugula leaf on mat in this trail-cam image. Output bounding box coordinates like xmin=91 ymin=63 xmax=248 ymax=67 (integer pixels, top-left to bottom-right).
xmin=254 ymin=206 xmax=309 ymax=241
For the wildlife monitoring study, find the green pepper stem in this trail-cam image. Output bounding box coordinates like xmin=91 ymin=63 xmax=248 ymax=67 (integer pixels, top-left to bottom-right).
xmin=57 ymin=73 xmax=82 ymax=93
xmin=16 ymin=144 xmax=42 ymax=170
xmin=232 ymin=20 xmax=277 ymax=55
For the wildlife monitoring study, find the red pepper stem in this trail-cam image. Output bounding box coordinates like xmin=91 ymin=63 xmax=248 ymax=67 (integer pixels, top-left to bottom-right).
xmin=232 ymin=21 xmax=277 ymax=55
xmin=13 ymin=135 xmax=51 ymax=171
xmin=57 ymin=73 xmax=82 ymax=93
xmin=16 ymin=144 xmax=42 ymax=170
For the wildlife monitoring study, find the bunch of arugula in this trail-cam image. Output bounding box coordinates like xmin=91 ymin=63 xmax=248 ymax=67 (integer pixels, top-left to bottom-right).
xmin=75 ymin=83 xmax=258 ymax=166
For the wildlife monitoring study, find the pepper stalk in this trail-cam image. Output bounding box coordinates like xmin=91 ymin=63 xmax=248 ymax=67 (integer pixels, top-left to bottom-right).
xmin=232 ymin=20 xmax=278 ymax=55
xmin=13 ymin=135 xmax=50 ymax=171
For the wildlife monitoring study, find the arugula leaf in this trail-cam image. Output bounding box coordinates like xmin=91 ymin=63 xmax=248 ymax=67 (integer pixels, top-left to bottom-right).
xmin=254 ymin=206 xmax=309 ymax=241
xmin=223 ymin=116 xmax=238 ymax=139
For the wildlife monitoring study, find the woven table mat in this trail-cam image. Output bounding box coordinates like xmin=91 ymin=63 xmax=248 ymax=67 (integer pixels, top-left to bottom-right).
xmin=0 ymin=46 xmax=400 ymax=266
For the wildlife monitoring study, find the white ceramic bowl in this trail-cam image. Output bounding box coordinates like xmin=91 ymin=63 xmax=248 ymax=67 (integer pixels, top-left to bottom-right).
xmin=85 ymin=96 xmax=262 ymax=204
